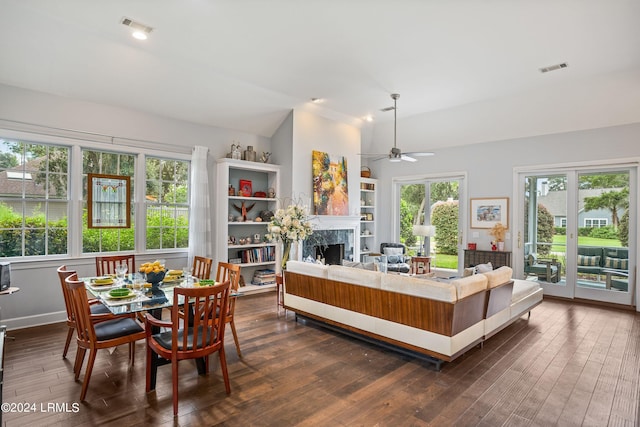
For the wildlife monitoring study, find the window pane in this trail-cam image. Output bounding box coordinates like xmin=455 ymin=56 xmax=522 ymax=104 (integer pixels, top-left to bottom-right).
xmin=0 ymin=139 xmax=69 ymax=257
xmin=81 ymin=149 xmax=135 ymax=254
xmin=145 ymin=156 xmax=190 ymax=251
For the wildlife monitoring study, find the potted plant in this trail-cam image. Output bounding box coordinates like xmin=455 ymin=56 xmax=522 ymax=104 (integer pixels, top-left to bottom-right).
xmin=489 ymin=222 xmax=507 ymax=251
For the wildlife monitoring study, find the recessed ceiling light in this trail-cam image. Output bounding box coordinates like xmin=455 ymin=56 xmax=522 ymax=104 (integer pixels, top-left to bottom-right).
xmin=132 ymin=31 xmax=148 ymax=40
xmin=363 ymin=115 xmax=374 ymax=122
xmin=121 ymin=17 xmax=153 ymax=40
xmin=310 ymin=98 xmax=324 ymax=103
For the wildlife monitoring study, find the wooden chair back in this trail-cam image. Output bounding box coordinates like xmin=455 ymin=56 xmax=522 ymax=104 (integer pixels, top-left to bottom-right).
xmin=145 ymin=281 xmax=231 ymax=415
xmin=57 ymin=265 xmax=77 ymax=358
xmin=57 ymin=265 xmax=76 ymax=324
xmin=65 ymin=274 xmax=145 ymax=401
xmin=216 ymin=262 xmax=243 ymax=357
xmin=192 ymin=256 xmax=213 ymax=280
xmin=95 ymin=254 xmax=136 ymax=276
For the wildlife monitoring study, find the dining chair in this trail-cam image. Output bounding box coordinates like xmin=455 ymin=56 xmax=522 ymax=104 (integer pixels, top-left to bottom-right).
xmin=65 ymin=274 xmax=146 ymax=401
xmin=192 ymin=256 xmax=213 ymax=280
xmin=56 ymin=265 xmax=111 ymax=359
xmin=144 ymin=280 xmax=231 ymax=416
xmin=95 ymin=254 xmax=136 ymax=276
xmin=216 ymin=262 xmax=242 ymax=357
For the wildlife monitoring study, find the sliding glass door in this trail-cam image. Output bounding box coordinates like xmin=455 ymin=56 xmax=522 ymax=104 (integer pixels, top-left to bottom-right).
xmin=518 ymin=166 xmax=635 ymax=305
xmin=396 ymin=176 xmax=463 ymax=273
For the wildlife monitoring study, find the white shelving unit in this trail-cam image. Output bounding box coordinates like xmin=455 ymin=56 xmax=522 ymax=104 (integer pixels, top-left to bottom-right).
xmin=216 ymin=158 xmax=281 ymax=295
xmin=359 ymin=177 xmax=377 ymax=261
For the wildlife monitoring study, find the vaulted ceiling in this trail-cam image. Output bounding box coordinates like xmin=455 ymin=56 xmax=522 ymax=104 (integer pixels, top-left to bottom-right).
xmin=1 ymin=1 xmax=639 ymax=152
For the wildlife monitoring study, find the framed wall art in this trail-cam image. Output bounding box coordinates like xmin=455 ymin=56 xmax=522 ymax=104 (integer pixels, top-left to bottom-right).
xmin=87 ymin=173 xmax=131 ymax=229
xmin=470 ymin=197 xmax=509 ymax=229
xmin=312 ymin=150 xmax=349 ymax=215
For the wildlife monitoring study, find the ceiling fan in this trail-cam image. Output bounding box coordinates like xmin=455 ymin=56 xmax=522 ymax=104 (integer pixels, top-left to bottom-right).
xmin=362 ymin=93 xmax=434 ymax=162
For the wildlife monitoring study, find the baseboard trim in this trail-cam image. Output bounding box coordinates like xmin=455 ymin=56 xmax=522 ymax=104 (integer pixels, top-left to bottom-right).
xmin=1 ymin=311 xmax=66 ymax=331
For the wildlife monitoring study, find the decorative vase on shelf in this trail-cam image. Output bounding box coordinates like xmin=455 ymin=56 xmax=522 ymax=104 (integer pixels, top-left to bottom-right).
xmin=281 ymin=241 xmax=292 ymax=270
xmin=497 ymin=241 xmax=505 ymax=251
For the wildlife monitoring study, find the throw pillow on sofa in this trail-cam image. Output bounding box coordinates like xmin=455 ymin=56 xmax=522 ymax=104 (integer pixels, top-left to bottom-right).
xmin=475 ymin=262 xmax=493 ymax=273
xmin=342 ymin=260 xmax=377 ymax=271
xmin=578 ymin=255 xmax=600 ymax=266
xmin=604 ymin=257 xmax=628 ymax=270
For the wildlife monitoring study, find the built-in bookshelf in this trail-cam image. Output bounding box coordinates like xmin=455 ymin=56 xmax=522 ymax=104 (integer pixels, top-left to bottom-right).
xmin=359 ymin=177 xmax=377 ymax=261
xmin=216 ymin=158 xmax=280 ymax=295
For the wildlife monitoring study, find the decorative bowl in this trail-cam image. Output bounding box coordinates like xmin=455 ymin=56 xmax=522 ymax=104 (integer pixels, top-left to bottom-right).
xmin=146 ymin=270 xmax=166 ymax=285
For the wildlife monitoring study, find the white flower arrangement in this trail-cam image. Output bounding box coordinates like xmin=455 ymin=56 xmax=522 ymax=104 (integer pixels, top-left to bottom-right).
xmin=265 ymin=203 xmax=314 ymax=243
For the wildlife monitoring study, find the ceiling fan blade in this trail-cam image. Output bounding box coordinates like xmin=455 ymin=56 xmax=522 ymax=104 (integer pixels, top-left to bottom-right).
xmin=404 ymin=151 xmax=435 ymax=157
xmin=358 ymin=152 xmax=389 ymax=157
xmin=401 ymin=155 xmax=417 ymax=162
xmin=371 ymin=155 xmax=390 ymax=162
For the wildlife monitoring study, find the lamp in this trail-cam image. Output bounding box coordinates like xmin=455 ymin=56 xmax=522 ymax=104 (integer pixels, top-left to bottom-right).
xmin=412 ymin=225 xmax=436 ymax=256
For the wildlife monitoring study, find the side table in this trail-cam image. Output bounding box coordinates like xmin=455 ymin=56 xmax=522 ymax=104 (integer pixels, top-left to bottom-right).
xmin=411 ymin=256 xmax=431 ymax=275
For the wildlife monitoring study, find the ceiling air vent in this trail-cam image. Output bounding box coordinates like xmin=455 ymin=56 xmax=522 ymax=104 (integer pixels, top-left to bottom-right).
xmin=539 ymin=62 xmax=568 ymax=73
xmin=121 ymin=17 xmax=154 ymax=35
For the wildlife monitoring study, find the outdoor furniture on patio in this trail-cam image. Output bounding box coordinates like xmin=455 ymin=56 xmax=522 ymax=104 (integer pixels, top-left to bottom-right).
xmin=524 ymin=253 xmax=561 ymax=283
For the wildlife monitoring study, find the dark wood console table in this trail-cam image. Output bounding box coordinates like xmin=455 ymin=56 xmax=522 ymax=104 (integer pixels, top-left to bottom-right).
xmin=464 ymin=250 xmax=512 ymax=269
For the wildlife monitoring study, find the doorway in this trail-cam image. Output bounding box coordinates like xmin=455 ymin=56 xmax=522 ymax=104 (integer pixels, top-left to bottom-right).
xmin=517 ymin=165 xmax=636 ymax=306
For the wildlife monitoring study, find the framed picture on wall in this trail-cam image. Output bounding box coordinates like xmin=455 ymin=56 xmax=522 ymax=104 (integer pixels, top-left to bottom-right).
xmin=470 ymin=197 xmax=509 ymax=229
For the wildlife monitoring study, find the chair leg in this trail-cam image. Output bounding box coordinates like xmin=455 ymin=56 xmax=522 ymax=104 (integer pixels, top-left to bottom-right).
xmin=229 ymin=319 xmax=242 ymax=358
xmin=74 ymin=347 xmax=87 ymax=380
xmin=80 ymin=349 xmax=97 ymax=401
xmin=63 ymin=327 xmax=75 ymax=359
xmin=172 ymin=358 xmax=179 ymax=416
xmin=129 ymin=341 xmax=136 ymax=365
xmin=218 ymin=346 xmax=231 ymax=394
xmin=146 ymin=345 xmax=154 ymax=393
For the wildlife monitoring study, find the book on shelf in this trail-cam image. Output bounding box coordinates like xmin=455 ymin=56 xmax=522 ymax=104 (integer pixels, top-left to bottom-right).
xmin=237 ymin=246 xmax=275 ymax=264
xmin=252 ymin=268 xmax=276 ymax=285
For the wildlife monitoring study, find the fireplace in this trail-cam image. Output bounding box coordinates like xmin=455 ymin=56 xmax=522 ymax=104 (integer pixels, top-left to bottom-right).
xmin=315 ymin=243 xmax=345 ymax=265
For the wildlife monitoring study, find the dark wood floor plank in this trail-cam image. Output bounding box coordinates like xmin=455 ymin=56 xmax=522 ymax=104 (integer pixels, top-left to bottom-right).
xmin=2 ymin=295 xmax=639 ymax=426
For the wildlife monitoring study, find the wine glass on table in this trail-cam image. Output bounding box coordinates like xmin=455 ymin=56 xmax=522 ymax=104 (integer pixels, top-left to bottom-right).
xmin=115 ymin=263 xmax=128 ymax=286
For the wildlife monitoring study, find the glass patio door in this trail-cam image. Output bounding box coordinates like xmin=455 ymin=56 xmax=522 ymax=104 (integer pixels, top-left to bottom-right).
xmin=518 ymin=166 xmax=635 ymax=306
xmin=522 ymin=173 xmax=570 ymax=297
xmin=397 ymin=177 xmax=462 ymax=273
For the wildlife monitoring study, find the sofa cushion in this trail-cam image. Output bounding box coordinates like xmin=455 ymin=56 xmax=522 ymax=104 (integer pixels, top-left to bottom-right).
xmin=604 ymin=257 xmax=628 ymax=271
xmin=449 ymin=274 xmax=488 ymax=299
xmin=342 ymin=260 xmax=377 ymax=271
xmin=381 ymin=274 xmax=457 ymax=302
xmin=328 ymin=265 xmax=382 ymax=289
xmin=481 ymin=266 xmax=513 ymax=289
xmin=286 ymin=260 xmax=329 ymax=278
xmin=578 ymin=255 xmax=600 ymax=267
xmin=512 ymin=279 xmax=541 ymax=303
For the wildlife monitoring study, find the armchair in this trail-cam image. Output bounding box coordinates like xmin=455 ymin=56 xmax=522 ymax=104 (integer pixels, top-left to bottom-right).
xmin=379 ymin=243 xmax=411 ymax=273
xmin=524 ymin=253 xmax=561 ymax=283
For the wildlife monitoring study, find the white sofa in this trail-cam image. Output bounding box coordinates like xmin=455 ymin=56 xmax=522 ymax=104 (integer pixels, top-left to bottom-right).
xmin=283 ymin=261 xmax=542 ymax=367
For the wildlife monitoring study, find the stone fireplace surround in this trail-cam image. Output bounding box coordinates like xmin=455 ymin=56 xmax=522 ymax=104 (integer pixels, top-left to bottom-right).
xmin=299 ymin=216 xmax=360 ymax=263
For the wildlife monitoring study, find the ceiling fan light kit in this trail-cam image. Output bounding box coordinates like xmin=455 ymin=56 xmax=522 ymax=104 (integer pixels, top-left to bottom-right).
xmin=362 ymin=93 xmax=435 ymax=163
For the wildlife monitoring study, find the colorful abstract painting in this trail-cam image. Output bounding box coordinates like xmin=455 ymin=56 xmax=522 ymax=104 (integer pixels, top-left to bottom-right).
xmin=312 ymin=150 xmax=349 ymax=215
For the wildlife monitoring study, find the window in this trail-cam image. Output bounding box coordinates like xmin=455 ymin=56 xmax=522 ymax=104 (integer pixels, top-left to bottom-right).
xmin=560 ymin=217 xmax=567 ymax=227
xmin=584 ymin=218 xmax=608 ymax=228
xmin=145 ymin=157 xmax=190 ymax=250
xmin=82 ymin=149 xmax=135 ymax=253
xmin=0 ymin=139 xmax=69 ymax=256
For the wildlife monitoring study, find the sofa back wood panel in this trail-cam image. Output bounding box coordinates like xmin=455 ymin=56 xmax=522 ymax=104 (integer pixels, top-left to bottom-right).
xmin=485 ymin=281 xmax=514 ymax=318
xmin=285 ymin=271 xmax=487 ymax=337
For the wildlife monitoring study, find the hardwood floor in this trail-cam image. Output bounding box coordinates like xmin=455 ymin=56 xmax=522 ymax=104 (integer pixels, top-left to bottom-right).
xmin=3 ymin=294 xmax=639 ymax=426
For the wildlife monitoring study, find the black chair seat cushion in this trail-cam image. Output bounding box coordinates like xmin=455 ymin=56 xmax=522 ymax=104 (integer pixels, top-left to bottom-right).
xmin=95 ymin=318 xmax=144 ymax=341
xmin=89 ymin=303 xmax=111 ymax=315
xmin=152 ymin=325 xmax=216 ymax=351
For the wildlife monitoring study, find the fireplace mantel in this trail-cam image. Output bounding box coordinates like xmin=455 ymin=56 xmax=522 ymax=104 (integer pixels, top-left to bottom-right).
xmin=296 ymin=215 xmax=361 ymax=262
